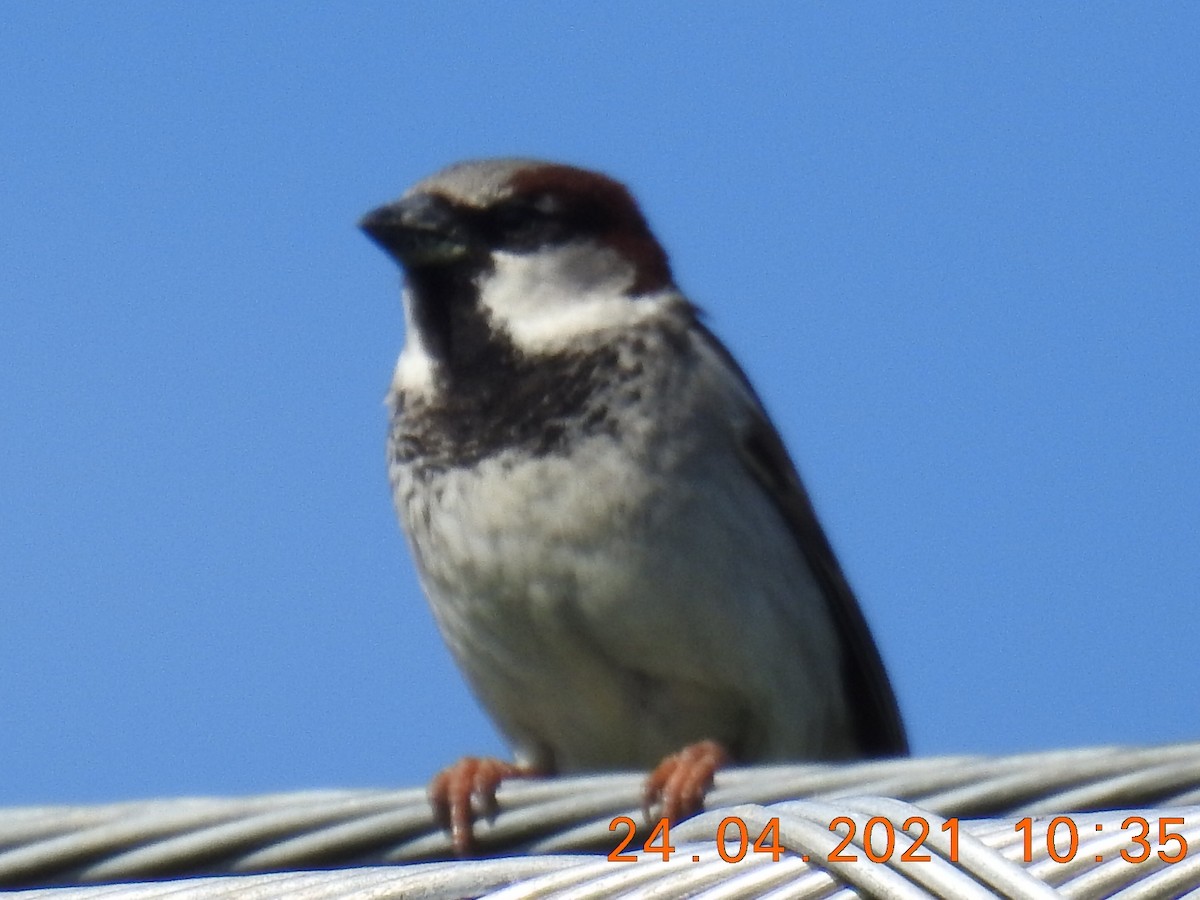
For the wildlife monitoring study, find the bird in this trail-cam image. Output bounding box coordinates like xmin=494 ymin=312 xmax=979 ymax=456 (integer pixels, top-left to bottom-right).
xmin=359 ymin=158 xmax=907 ymax=854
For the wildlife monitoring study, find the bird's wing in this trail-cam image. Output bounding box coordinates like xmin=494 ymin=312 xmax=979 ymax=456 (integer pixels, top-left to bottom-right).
xmin=693 ymin=319 xmax=909 ymax=756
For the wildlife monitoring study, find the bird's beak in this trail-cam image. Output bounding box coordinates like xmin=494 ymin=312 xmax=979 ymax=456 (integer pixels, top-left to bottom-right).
xmin=359 ymin=193 xmax=471 ymax=268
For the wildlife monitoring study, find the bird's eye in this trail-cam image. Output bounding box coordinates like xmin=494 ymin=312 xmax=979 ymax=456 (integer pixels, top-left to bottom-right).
xmin=498 ymin=192 xmax=563 ymax=225
xmin=486 ymin=193 xmax=571 ymax=250
xmin=528 ymin=192 xmax=565 ymax=218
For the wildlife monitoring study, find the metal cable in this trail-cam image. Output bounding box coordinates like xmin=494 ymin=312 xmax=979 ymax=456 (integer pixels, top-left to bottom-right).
xmin=2 ymin=742 xmax=1199 ymax=897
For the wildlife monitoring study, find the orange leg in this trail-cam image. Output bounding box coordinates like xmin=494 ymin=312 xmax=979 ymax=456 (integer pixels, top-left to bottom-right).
xmin=429 ymin=756 xmax=540 ymax=856
xmin=643 ymin=739 xmax=731 ymax=823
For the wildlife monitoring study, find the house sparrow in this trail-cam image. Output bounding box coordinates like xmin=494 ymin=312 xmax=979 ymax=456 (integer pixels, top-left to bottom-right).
xmin=360 ymin=159 xmax=907 ymax=854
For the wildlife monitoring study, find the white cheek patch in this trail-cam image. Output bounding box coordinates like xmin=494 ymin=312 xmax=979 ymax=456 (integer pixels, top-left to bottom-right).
xmin=390 ymin=287 xmax=437 ymax=395
xmin=389 ymin=244 xmax=684 ymax=400
xmin=480 ymin=247 xmax=675 ymax=352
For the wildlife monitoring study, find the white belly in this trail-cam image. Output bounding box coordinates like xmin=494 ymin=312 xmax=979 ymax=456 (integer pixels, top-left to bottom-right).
xmin=392 ymin=427 xmax=853 ymax=771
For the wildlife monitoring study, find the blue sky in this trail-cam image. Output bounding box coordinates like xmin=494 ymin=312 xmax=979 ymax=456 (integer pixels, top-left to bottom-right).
xmin=2 ymin=5 xmax=1197 ymax=808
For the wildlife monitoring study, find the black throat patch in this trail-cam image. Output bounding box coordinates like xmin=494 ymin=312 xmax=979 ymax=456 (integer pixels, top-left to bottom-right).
xmin=391 ymin=252 xmax=693 ymax=475
xmin=391 ymin=335 xmax=627 ymax=473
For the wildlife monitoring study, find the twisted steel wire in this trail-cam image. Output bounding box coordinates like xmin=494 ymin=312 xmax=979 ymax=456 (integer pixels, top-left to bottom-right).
xmin=2 ymin=741 xmax=1199 ymax=897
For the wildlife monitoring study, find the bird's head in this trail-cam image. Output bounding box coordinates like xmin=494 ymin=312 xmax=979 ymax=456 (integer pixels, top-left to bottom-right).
xmin=361 ymin=159 xmax=679 ymax=390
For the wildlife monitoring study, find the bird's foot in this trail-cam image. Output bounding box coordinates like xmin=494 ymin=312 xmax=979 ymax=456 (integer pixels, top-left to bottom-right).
xmin=429 ymin=756 xmax=538 ymax=856
xmin=643 ymin=739 xmax=731 ymax=823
